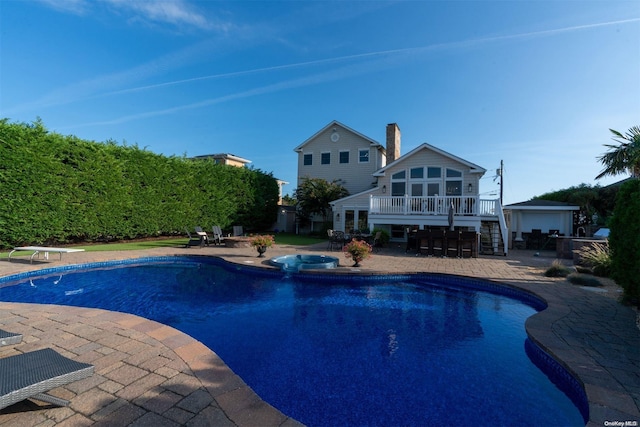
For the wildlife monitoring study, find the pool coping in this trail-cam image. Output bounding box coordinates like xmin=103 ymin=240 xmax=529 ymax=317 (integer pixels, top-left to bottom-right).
xmin=0 ymin=246 xmax=638 ymax=426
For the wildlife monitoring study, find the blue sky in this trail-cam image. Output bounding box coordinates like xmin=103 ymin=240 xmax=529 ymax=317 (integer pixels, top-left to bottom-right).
xmin=1 ymin=1 xmax=638 ymax=205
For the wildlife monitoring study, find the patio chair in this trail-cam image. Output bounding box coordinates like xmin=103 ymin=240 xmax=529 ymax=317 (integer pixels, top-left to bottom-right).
xmin=460 ymin=231 xmax=478 ymax=258
xmin=445 ymin=230 xmax=460 ymax=258
xmin=232 ymin=226 xmax=244 ymax=237
xmin=329 ymin=231 xmax=345 ymax=251
xmin=417 ymin=230 xmax=432 ymax=256
xmin=527 ymin=229 xmax=543 ymax=250
xmin=194 ymin=226 xmax=210 ymax=246
xmin=184 ymin=228 xmax=204 ymax=248
xmin=0 ymin=329 xmax=22 ymax=347
xmin=0 ymin=348 xmax=94 ymax=410
xmin=372 ymin=231 xmax=383 ymax=252
xmin=327 ymin=229 xmax=334 ymax=250
xmin=431 ymin=230 xmax=445 ymax=257
xmin=212 ymin=226 xmax=226 ymax=245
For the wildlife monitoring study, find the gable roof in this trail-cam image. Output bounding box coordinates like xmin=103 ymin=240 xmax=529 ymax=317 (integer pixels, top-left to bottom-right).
xmin=293 ymin=120 xmax=385 ymax=153
xmin=504 ymin=199 xmax=580 ymax=210
xmin=373 ymin=142 xmax=486 ymax=176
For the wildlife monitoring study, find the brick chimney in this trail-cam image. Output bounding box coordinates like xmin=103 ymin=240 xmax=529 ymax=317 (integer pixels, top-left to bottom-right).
xmin=386 ymin=123 xmax=401 ymax=164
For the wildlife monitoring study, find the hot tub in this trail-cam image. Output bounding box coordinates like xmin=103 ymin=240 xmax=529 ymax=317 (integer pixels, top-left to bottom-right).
xmin=269 ymin=254 xmax=339 ymax=272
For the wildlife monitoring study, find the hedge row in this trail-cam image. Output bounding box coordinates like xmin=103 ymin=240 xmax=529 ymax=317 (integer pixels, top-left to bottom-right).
xmin=609 ymin=178 xmax=640 ymax=304
xmin=0 ymin=119 xmax=279 ymax=247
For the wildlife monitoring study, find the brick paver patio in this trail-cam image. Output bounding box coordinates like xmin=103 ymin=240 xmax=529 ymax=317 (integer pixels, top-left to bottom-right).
xmin=1 ymin=242 xmax=638 ymax=426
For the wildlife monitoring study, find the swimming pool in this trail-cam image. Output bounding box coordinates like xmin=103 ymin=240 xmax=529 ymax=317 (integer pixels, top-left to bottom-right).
xmin=0 ymin=256 xmax=587 ymax=426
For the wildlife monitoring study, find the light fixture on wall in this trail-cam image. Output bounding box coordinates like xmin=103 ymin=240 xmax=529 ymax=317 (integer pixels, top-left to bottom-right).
xmin=382 ymin=185 xmax=387 ymax=194
xmin=336 ymin=213 xmax=340 ymax=221
xmin=468 ymin=183 xmax=473 ymax=193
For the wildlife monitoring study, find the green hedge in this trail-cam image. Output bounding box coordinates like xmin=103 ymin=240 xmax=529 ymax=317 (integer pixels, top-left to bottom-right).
xmin=608 ymin=178 xmax=640 ymax=304
xmin=0 ymin=119 xmax=279 ymax=247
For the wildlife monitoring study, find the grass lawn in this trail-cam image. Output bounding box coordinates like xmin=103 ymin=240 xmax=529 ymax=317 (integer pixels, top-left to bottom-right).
xmin=0 ymin=233 xmax=325 ymax=258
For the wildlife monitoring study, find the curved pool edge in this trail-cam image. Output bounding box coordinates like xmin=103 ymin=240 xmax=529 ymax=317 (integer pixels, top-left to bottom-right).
xmin=1 ymin=252 xmax=638 ymax=425
xmin=0 ymin=299 xmax=299 ymax=427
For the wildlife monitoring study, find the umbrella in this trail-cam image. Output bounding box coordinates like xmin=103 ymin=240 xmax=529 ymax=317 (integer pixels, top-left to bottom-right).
xmin=448 ymin=202 xmax=455 ymax=231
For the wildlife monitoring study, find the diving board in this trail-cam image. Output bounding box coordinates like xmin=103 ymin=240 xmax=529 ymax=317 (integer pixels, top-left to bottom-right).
xmin=8 ymin=247 xmax=85 ymax=263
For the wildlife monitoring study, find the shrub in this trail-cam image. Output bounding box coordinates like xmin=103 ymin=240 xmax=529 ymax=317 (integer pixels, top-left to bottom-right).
xmin=575 ymin=240 xmax=612 ymax=277
xmin=608 ymin=179 xmax=640 ymax=305
xmin=544 ymin=260 xmax=572 ymax=277
xmin=343 ymin=239 xmax=373 ymax=265
xmin=371 ymin=228 xmax=390 ymax=245
xmin=567 ymin=273 xmax=602 ymax=287
xmin=250 ymin=234 xmax=275 ymax=248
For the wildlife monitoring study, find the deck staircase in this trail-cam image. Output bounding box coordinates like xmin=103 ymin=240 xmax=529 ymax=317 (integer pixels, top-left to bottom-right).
xmin=479 ymin=203 xmax=509 ymax=256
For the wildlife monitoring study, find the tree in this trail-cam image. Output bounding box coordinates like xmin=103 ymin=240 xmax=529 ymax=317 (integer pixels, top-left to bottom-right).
xmin=294 ymin=178 xmax=349 ymax=225
xmin=595 ymin=126 xmax=640 ymax=179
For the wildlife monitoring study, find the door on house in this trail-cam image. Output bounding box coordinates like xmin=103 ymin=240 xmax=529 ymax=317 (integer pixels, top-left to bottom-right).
xmin=344 ymin=210 xmax=369 ymax=233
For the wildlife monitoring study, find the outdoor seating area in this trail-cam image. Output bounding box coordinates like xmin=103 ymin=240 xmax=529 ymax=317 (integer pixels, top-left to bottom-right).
xmin=416 ymin=229 xmax=479 ymax=258
xmin=525 ymin=229 xmax=563 ymax=250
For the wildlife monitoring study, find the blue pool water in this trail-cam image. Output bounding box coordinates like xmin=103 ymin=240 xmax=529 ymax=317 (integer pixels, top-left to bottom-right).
xmin=0 ymin=257 xmax=587 ymax=426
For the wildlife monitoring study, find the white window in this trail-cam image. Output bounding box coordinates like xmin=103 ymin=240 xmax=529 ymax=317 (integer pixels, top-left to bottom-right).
xmin=391 ymin=170 xmax=406 ymax=196
xmin=446 ymin=168 xmax=462 ymax=195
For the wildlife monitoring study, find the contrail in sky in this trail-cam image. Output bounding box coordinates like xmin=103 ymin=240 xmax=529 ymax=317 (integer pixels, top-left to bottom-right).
xmin=107 ymin=17 xmax=640 ymax=97
xmin=40 ymin=16 xmax=640 ymax=129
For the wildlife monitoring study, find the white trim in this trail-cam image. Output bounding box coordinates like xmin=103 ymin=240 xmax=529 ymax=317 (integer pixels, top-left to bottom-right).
xmin=373 ymin=143 xmax=486 ymax=177
xmin=293 ymin=120 xmax=385 ymax=153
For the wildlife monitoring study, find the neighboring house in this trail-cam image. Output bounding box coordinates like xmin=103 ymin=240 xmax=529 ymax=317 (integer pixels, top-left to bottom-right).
xmin=191 ymin=153 xmax=251 ymax=167
xmin=504 ymin=200 xmax=579 ymax=249
xmin=295 ymin=121 xmax=508 ymax=254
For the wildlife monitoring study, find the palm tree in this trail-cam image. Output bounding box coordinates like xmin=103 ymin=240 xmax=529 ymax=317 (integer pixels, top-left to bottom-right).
xmin=596 ymin=126 xmax=640 ymax=179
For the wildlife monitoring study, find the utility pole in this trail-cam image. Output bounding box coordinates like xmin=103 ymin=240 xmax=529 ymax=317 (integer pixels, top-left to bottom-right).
xmin=496 ymin=160 xmax=504 ymax=205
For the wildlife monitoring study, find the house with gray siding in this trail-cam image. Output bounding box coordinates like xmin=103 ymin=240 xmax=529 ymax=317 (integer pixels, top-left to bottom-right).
xmin=294 ymin=120 xmax=386 ymax=196
xmin=295 ymin=121 xmax=508 ymax=254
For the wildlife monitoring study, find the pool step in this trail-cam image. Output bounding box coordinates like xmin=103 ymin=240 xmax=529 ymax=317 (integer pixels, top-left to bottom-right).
xmin=281 ymin=264 xmax=300 ymax=273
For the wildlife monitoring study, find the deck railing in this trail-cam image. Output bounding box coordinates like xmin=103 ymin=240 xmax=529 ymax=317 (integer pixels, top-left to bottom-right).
xmin=369 ymin=195 xmax=499 ymax=216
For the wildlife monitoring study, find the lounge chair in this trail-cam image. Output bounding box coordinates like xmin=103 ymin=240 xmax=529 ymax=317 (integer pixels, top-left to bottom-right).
xmin=194 ymin=226 xmax=209 ymax=246
xmin=0 ymin=329 xmax=22 ymax=347
xmin=232 ymin=226 xmax=243 ymax=237
xmin=0 ymin=348 xmax=94 ymax=409
xmin=184 ymin=228 xmax=204 ymax=248
xmin=372 ymin=231 xmax=383 ymax=252
xmin=212 ymin=226 xmax=226 ymax=245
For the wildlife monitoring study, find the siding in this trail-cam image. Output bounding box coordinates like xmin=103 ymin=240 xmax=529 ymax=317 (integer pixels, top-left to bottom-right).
xmin=296 ymin=125 xmax=383 ymax=195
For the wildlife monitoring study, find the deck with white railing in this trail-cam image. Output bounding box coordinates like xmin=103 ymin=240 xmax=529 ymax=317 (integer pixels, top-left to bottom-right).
xmin=369 ymin=195 xmax=500 ymax=217
xmin=367 ymin=195 xmax=508 ymax=254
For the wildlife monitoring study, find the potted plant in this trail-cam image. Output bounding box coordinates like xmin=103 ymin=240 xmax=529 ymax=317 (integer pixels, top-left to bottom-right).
xmin=343 ymin=239 xmax=372 ymax=267
xmin=250 ymin=234 xmax=275 ymax=257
